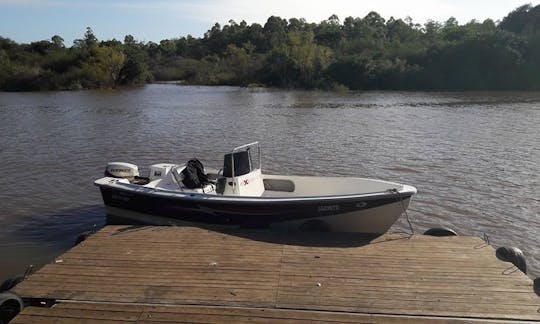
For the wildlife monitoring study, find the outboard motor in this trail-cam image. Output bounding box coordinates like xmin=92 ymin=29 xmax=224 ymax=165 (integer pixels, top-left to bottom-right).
xmin=105 ymin=162 xmax=139 ymax=182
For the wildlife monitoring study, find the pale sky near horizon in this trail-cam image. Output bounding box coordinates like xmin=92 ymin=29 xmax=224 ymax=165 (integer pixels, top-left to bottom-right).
xmin=0 ymin=0 xmax=538 ymax=45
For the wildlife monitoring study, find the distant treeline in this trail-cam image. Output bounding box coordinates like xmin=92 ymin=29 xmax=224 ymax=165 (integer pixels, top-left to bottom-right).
xmin=2 ymin=4 xmax=540 ymax=91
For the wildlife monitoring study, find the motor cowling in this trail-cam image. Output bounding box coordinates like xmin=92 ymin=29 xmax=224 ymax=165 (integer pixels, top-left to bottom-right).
xmin=105 ymin=162 xmax=139 ymax=181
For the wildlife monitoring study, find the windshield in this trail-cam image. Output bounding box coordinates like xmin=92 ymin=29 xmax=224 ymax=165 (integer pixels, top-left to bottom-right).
xmin=223 ymin=142 xmax=261 ymax=177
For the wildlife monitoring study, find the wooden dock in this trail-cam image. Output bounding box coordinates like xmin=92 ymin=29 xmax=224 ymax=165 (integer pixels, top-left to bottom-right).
xmin=9 ymin=225 xmax=540 ymax=323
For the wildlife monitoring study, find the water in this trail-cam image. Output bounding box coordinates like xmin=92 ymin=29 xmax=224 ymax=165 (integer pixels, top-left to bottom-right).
xmin=0 ymin=85 xmax=539 ymax=280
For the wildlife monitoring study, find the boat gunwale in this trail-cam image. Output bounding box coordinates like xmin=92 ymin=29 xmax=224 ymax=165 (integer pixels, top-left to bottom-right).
xmin=94 ymin=178 xmax=416 ymax=204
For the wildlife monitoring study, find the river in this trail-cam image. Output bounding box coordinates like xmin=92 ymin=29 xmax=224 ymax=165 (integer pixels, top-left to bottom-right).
xmin=0 ymin=84 xmax=539 ymax=280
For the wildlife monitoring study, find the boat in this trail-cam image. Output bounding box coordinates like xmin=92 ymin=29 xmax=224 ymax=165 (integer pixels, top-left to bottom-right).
xmin=94 ymin=142 xmax=417 ymax=233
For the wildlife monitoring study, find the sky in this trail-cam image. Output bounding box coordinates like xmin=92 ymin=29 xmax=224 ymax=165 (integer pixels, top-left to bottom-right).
xmin=0 ymin=0 xmax=538 ymax=45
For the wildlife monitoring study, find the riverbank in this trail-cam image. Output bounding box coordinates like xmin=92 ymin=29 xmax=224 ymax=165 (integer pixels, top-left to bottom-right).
xmin=2 ymin=5 xmax=540 ymax=92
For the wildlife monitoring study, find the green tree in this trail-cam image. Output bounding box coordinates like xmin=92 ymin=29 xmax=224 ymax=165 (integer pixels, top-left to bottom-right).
xmin=263 ymin=30 xmax=333 ymax=88
xmin=81 ymin=45 xmax=125 ymax=87
xmin=119 ymin=35 xmax=151 ymax=85
xmin=73 ymin=27 xmax=98 ymax=49
xmin=500 ymin=4 xmax=535 ymax=35
xmin=3 ymin=5 xmax=540 ymax=91
xmin=51 ymin=35 xmax=64 ymax=48
xmin=263 ymin=16 xmax=288 ymax=50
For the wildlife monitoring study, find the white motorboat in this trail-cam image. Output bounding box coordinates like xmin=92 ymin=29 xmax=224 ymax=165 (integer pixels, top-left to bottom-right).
xmin=94 ymin=142 xmax=416 ymax=233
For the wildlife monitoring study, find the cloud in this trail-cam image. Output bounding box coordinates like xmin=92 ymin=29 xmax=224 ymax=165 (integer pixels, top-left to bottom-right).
xmin=158 ymin=0 xmax=538 ymax=26
xmin=1 ymin=0 xmax=532 ymax=23
xmin=1 ymin=0 xmax=536 ymax=29
xmin=178 ymin=0 xmax=487 ymax=26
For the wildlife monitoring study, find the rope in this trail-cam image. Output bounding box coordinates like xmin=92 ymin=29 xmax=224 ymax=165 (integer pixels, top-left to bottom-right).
xmin=23 ymin=264 xmax=34 ymax=279
xmin=388 ymin=188 xmax=414 ymax=235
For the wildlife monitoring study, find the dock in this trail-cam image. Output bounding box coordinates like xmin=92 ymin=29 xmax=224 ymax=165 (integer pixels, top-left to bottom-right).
xmin=8 ymin=225 xmax=540 ymax=323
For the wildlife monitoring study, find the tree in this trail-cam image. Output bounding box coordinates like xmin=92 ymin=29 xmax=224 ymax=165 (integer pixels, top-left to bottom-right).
xmin=221 ymin=44 xmax=251 ymax=84
xmin=364 ymin=11 xmax=386 ymax=39
xmin=80 ymin=45 xmax=125 ymax=87
xmin=262 ymin=30 xmax=333 ymax=88
xmin=315 ymin=15 xmax=343 ymax=49
xmin=263 ymin=16 xmax=288 ymax=50
xmin=29 ymin=40 xmax=53 ymax=54
xmin=73 ymin=27 xmax=98 ymax=48
xmin=204 ymin=23 xmax=226 ymax=54
xmin=119 ymin=35 xmax=151 ymax=85
xmin=3 ymin=6 xmax=540 ymax=91
xmin=500 ymin=4 xmax=533 ymax=34
xmin=84 ymin=27 xmax=98 ymax=47
xmin=386 ymin=17 xmax=417 ymax=42
xmin=51 ymin=35 xmax=64 ymax=48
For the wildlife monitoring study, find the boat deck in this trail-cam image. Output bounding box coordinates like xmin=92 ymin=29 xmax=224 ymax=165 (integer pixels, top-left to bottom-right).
xmin=10 ymin=225 xmax=540 ymax=323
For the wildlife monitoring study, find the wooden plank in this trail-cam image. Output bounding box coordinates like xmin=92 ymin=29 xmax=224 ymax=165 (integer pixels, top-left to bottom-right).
xmin=14 ymin=226 xmax=284 ymax=308
xmin=12 ymin=303 xmax=532 ymax=324
xmin=276 ymin=232 xmax=540 ymax=321
xmin=11 ymin=226 xmax=540 ymax=322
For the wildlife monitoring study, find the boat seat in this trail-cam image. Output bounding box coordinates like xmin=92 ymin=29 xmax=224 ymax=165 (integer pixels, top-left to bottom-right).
xmin=216 ymin=177 xmax=226 ymax=194
xmin=263 ymin=178 xmax=295 ymax=192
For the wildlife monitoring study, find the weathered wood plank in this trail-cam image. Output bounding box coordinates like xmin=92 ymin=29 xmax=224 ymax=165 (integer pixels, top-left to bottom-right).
xmin=11 ymin=225 xmax=540 ymax=322
xmin=12 ymin=303 xmax=533 ymax=323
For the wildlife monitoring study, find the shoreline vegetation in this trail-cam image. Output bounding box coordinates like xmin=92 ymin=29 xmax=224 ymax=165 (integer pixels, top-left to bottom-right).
xmin=1 ymin=4 xmax=540 ymax=92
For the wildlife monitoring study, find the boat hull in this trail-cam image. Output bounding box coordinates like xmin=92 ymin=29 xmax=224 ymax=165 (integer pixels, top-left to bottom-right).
xmin=98 ymin=185 xmax=413 ymax=233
